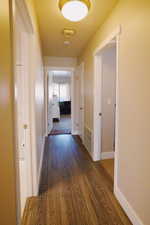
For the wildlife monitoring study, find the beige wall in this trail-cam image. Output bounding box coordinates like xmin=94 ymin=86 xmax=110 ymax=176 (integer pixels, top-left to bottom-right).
xmin=0 ymin=0 xmax=45 ymax=224
xmin=101 ymin=46 xmax=116 ymax=153
xmin=0 ymin=1 xmax=17 ymax=225
xmin=79 ymin=0 xmax=150 ymax=224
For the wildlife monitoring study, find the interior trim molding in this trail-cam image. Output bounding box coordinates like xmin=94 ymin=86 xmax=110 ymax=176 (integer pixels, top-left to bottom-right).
xmin=101 ymin=151 xmax=114 ymax=160
xmin=93 ymin=25 xmax=122 ymax=56
xmin=114 ymin=187 xmax=144 ymax=225
xmin=93 ymin=26 xmax=121 ymax=200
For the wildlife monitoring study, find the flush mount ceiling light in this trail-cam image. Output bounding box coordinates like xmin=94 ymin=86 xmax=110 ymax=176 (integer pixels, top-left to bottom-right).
xmin=59 ymin=0 xmax=91 ymax=22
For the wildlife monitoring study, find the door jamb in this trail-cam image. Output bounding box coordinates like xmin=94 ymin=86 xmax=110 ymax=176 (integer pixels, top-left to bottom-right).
xmin=79 ymin=62 xmax=85 ymax=143
xmin=70 ymin=70 xmax=76 ymax=135
xmin=93 ymin=26 xmax=121 ymax=191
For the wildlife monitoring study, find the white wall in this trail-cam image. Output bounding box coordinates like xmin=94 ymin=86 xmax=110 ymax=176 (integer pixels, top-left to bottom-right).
xmin=101 ymin=45 xmax=116 ymax=153
xmin=44 ymin=56 xmax=77 ymax=68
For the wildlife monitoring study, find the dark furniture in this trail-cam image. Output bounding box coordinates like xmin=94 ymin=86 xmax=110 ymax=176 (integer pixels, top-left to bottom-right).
xmin=59 ymin=101 xmax=71 ymax=115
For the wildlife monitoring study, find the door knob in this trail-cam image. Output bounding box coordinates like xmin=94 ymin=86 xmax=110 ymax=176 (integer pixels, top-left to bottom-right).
xmin=99 ymin=113 xmax=102 ymax=116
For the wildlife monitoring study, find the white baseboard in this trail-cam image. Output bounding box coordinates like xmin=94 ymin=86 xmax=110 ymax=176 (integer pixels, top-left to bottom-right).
xmin=72 ymin=130 xmax=79 ymax=135
xmin=93 ymin=154 xmax=101 ymax=161
xmin=82 ymin=140 xmax=95 ymax=161
xmin=101 ymin=151 xmax=114 ymax=160
xmin=37 ymin=135 xmax=46 ymax=194
xmin=114 ymin=186 xmax=144 ymax=225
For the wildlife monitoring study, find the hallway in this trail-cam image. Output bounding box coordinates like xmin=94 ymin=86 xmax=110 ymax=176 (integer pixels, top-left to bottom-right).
xmin=23 ymin=135 xmax=132 ymax=225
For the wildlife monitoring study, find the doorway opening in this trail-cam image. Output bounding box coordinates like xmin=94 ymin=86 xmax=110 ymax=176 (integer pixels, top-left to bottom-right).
xmin=47 ymin=70 xmax=73 ymax=135
xmin=93 ymin=27 xmax=121 ymax=190
xmin=100 ymin=41 xmax=117 ymax=181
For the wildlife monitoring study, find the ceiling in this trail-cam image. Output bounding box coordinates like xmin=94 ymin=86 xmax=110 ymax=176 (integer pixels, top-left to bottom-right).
xmin=34 ymin=0 xmax=118 ymax=57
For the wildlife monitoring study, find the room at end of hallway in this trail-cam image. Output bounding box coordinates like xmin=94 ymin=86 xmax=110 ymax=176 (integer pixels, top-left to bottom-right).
xmin=50 ymin=114 xmax=72 ymax=135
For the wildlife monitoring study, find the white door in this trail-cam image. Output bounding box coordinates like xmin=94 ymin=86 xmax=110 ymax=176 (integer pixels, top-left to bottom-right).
xmin=78 ymin=63 xmax=85 ymax=142
xmin=15 ymin=9 xmax=32 ymax=214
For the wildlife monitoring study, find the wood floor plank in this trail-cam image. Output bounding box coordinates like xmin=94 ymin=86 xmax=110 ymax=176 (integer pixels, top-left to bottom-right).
xmin=100 ymin=159 xmax=114 ymax=180
xmin=36 ymin=135 xmax=133 ymax=225
xmin=21 ymin=197 xmax=41 ymax=225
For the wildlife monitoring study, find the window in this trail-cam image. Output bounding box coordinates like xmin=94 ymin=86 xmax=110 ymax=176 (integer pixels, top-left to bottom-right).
xmin=53 ymin=83 xmax=71 ymax=102
xmin=53 ymin=83 xmax=59 ymax=97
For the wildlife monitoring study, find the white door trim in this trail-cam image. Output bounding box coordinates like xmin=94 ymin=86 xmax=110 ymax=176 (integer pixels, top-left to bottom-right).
xmin=44 ymin=68 xmax=49 ymax=136
xmin=78 ymin=62 xmax=85 ymax=142
xmin=71 ymin=71 xmax=76 ymax=135
xmin=13 ymin=0 xmax=37 ymax=221
xmin=93 ymin=24 xmax=143 ymax=225
xmin=93 ymin=25 xmax=121 ymax=187
xmin=93 ymin=54 xmax=103 ymax=161
xmin=93 ymin=26 xmax=121 ymax=56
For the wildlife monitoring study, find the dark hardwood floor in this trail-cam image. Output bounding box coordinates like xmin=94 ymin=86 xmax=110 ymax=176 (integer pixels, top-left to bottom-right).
xmin=22 ymin=135 xmax=132 ymax=225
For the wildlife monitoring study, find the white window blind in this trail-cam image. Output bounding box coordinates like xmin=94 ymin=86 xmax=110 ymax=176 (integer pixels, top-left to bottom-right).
xmin=53 ymin=83 xmax=71 ymax=102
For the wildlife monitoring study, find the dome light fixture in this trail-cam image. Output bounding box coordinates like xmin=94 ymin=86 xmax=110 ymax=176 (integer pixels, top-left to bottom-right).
xmin=59 ymin=0 xmax=91 ymax=22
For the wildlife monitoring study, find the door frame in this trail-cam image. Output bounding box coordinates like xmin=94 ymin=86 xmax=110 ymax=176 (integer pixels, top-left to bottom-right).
xmin=45 ymin=66 xmax=76 ymax=135
xmin=47 ymin=71 xmax=54 ymax=134
xmin=93 ymin=26 xmax=121 ymax=189
xmin=13 ymin=0 xmax=38 ymax=221
xmin=78 ymin=62 xmax=85 ymax=142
